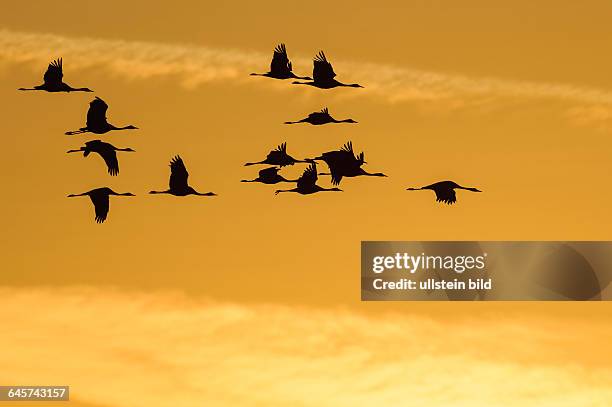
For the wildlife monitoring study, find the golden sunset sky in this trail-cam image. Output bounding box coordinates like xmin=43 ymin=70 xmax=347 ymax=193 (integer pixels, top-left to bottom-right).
xmin=1 ymin=1 xmax=611 ymax=406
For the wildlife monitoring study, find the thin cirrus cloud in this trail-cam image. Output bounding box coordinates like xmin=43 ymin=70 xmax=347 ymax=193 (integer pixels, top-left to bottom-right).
xmin=2 ymin=28 xmax=612 ymax=114
xmin=0 ymin=287 xmax=611 ymax=407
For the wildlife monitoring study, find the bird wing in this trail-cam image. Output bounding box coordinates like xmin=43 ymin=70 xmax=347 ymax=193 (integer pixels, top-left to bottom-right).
xmin=43 ymin=58 xmax=63 ymax=85
xmin=307 ymin=108 xmax=330 ymax=121
xmin=83 ymin=139 xmax=105 ymax=157
xmin=169 ymin=155 xmax=189 ymax=190
xmin=357 ymin=151 xmax=366 ymax=166
xmin=321 ymin=107 xmax=329 ymax=114
xmin=320 ymin=142 xmax=361 ymax=185
xmin=266 ymin=142 xmax=287 ymax=160
xmin=340 ymin=141 xmax=357 ymax=160
xmin=97 ymin=147 xmax=119 ymax=176
xmin=313 ymin=51 xmax=336 ymax=82
xmin=87 ymin=97 xmax=109 ymax=128
xmin=321 ymin=154 xmax=344 ymax=185
xmin=297 ymin=163 xmax=318 ymax=189
xmin=259 ymin=167 xmax=279 ymax=178
xmin=90 ymin=193 xmax=109 ymax=223
xmin=275 ymin=142 xmax=287 ymax=153
xmin=434 ymin=188 xmax=457 ymax=205
xmin=270 ymin=43 xmax=291 ymax=73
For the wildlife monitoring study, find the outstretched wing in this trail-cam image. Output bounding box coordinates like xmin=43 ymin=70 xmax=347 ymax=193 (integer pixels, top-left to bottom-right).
xmin=270 ymin=43 xmax=292 ymax=74
xmin=83 ymin=139 xmax=102 ymax=157
xmin=340 ymin=141 xmax=355 ymax=158
xmin=322 ymin=141 xmax=360 ymax=185
xmin=97 ymin=148 xmax=119 ymax=176
xmin=259 ymin=167 xmax=280 ymax=178
xmin=275 ymin=142 xmax=287 ymax=153
xmin=169 ymin=155 xmax=189 ymax=190
xmin=90 ymin=193 xmax=109 ymax=223
xmin=43 ymin=58 xmax=63 ymax=85
xmin=321 ymin=154 xmax=345 ymax=186
xmin=297 ymin=163 xmax=318 ymax=190
xmin=267 ymin=142 xmax=287 ymax=160
xmin=434 ymin=188 xmax=457 ymax=205
xmin=313 ymin=51 xmax=336 ymax=82
xmin=87 ymin=97 xmax=109 ymax=128
xmin=321 ymin=107 xmax=329 ymax=114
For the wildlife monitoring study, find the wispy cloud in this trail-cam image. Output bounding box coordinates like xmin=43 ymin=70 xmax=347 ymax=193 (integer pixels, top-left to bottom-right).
xmin=0 ymin=287 xmax=610 ymax=407
xmin=2 ymin=28 xmax=612 ymax=113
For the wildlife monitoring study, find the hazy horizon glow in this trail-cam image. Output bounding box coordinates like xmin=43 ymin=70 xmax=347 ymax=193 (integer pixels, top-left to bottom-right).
xmin=1 ymin=287 xmax=611 ymax=407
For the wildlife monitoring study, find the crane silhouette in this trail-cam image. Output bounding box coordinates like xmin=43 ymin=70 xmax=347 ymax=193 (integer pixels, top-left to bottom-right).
xmin=406 ymin=181 xmax=482 ymax=205
xmin=18 ymin=58 xmax=93 ymax=93
xmin=285 ymin=107 xmax=357 ymax=125
xmin=65 ymin=97 xmax=138 ymax=135
xmin=275 ymin=163 xmax=342 ymax=195
xmin=67 ymin=140 xmax=135 ymax=176
xmin=293 ymin=51 xmax=362 ymax=89
xmin=150 ymin=156 xmax=216 ymax=196
xmin=241 ymin=167 xmax=297 ymax=184
xmin=244 ymin=142 xmax=310 ymax=167
xmin=312 ymin=141 xmax=386 ymax=185
xmin=250 ymin=43 xmax=311 ymax=80
xmin=67 ymin=187 xmax=134 ymax=223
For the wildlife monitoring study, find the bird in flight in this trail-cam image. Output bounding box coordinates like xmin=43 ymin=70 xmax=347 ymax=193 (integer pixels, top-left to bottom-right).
xmin=406 ymin=181 xmax=482 ymax=205
xmin=65 ymin=97 xmax=138 ymax=135
xmin=312 ymin=141 xmax=386 ymax=185
xmin=250 ymin=43 xmax=311 ymax=80
xmin=293 ymin=51 xmax=362 ymax=89
xmin=18 ymin=58 xmax=93 ymax=93
xmin=67 ymin=140 xmax=135 ymax=176
xmin=67 ymin=187 xmax=134 ymax=223
xmin=150 ymin=156 xmax=217 ymax=196
xmin=244 ymin=142 xmax=310 ymax=167
xmin=275 ymin=162 xmax=342 ymax=195
xmin=241 ymin=167 xmax=297 ymax=184
xmin=284 ymin=107 xmax=357 ymax=125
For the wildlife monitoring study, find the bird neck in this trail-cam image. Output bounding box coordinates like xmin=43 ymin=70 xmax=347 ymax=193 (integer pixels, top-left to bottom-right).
xmin=360 ymin=169 xmax=386 ymax=177
xmin=111 ymin=125 xmax=136 ymax=131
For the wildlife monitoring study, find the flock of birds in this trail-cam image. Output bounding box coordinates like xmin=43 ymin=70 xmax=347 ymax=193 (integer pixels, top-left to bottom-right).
xmin=18 ymin=45 xmax=481 ymax=223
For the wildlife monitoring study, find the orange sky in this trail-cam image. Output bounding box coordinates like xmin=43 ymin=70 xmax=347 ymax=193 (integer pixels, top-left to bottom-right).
xmin=1 ymin=1 xmax=611 ymax=405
